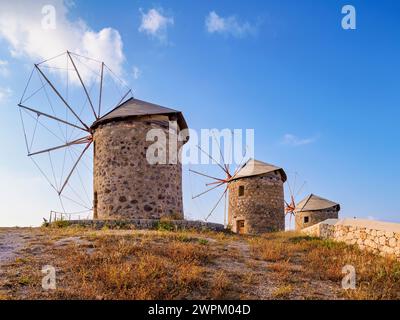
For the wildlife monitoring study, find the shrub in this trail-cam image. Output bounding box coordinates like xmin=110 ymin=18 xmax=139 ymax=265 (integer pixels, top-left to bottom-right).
xmin=52 ymin=220 xmax=71 ymax=228
xmin=156 ymin=220 xmax=175 ymax=232
xmin=198 ymin=239 xmax=209 ymax=245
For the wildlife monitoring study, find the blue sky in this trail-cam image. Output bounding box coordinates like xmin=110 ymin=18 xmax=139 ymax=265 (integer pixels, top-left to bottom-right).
xmin=0 ymin=0 xmax=399 ymax=226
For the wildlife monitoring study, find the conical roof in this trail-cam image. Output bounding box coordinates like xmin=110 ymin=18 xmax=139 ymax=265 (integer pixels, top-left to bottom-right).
xmin=91 ymin=97 xmax=188 ymax=130
xmin=295 ymin=194 xmax=340 ymax=212
xmin=230 ymin=159 xmax=287 ymax=182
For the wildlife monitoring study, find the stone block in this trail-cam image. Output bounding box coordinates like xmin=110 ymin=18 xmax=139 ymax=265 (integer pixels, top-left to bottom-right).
xmin=378 ymin=236 xmax=387 ymax=246
xmin=388 ymin=238 xmax=397 ymax=248
xmin=377 ymin=230 xmax=385 ymax=237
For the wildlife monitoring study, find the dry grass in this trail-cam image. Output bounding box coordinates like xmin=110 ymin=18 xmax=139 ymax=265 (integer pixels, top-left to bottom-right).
xmin=249 ymin=232 xmax=400 ymax=299
xmin=27 ymin=235 xmax=212 ymax=299
xmin=272 ymin=284 xmax=293 ymax=299
xmin=1 ymin=227 xmax=399 ymax=300
xmin=210 ymin=271 xmax=231 ymax=299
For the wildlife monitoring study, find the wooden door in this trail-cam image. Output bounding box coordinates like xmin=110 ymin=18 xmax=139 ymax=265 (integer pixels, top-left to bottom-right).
xmin=237 ymin=220 xmax=245 ymax=234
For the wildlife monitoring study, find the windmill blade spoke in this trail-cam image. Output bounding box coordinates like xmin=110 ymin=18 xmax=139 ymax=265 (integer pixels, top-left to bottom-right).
xmin=69 ymin=51 xmax=102 ymax=64
xmin=206 ymin=180 xmax=226 ymax=186
xmin=284 ymin=200 xmax=290 ymax=207
xmin=37 ymin=51 xmax=68 ymax=65
xmin=113 ymin=89 xmax=132 ymax=109
xmin=231 ymin=145 xmax=249 ymax=179
xmin=189 ymin=169 xmax=223 ymax=181
xmin=104 ymin=63 xmax=131 ymax=91
xmin=22 ymin=108 xmax=66 ymax=146
xmin=98 ymin=62 xmax=104 ymax=116
xmin=293 ymin=172 xmax=298 ymax=195
xmin=18 ymin=104 xmax=88 ymax=132
xmin=48 ymin=151 xmax=59 ymax=190
xmin=35 ymin=67 xmax=67 ymax=141
xmin=40 ymin=65 xmax=75 ymax=71
xmin=21 ymin=82 xmax=47 ymax=104
xmin=30 ymin=157 xmax=58 ymax=193
xmin=35 ymin=64 xmax=89 ymax=130
xmin=224 ymin=190 xmax=228 ymax=228
xmin=70 ymin=145 xmax=93 ymax=172
xmin=212 ymin=130 xmax=229 ymax=174
xmin=67 ymin=51 xmax=97 ymax=119
xmin=192 ymin=182 xmax=225 ymax=200
xmin=66 ymin=147 xmax=92 ymax=206
xmin=295 ymin=181 xmax=307 ymax=198
xmin=20 ymin=67 xmax=35 ymax=104
xmin=67 ymin=78 xmax=98 ymax=141
xmin=64 ymin=179 xmax=91 ymax=210
xmin=28 ymin=136 xmax=91 ymax=156
xmin=205 ymin=186 xmax=228 ymax=221
xmin=226 ymin=129 xmax=234 ymax=174
xmin=60 ymin=193 xmax=92 ymax=211
xmin=287 ymin=179 xmax=294 ymax=199
xmin=59 ymin=141 xmax=92 ymax=195
xmin=298 ymin=194 xmax=312 ymax=213
xmin=59 ymin=147 xmax=68 ymax=188
xmin=19 ymin=108 xmax=30 ymax=154
xmin=28 ymin=114 xmax=39 ymax=151
xmin=197 ymin=145 xmax=229 ymax=174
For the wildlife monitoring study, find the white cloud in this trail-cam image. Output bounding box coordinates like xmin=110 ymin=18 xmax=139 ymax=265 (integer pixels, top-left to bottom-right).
xmin=0 ymin=87 xmax=13 ymax=103
xmin=0 ymin=0 xmax=125 ymax=79
xmin=0 ymin=60 xmax=9 ymax=76
xmin=139 ymin=8 xmax=174 ymax=42
xmin=132 ymin=66 xmax=141 ymax=80
xmin=205 ymin=11 xmax=256 ymax=38
xmin=282 ymin=134 xmax=317 ymax=146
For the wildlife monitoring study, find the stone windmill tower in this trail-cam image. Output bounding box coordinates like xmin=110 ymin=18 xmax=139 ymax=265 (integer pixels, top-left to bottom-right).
xmin=294 ymin=194 xmax=340 ymax=230
xmin=18 ymin=52 xmax=190 ymax=221
xmin=91 ymin=98 xmax=189 ymax=220
xmin=228 ymin=159 xmax=287 ymax=234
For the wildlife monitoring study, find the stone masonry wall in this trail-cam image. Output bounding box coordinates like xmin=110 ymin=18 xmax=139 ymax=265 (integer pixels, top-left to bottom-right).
xmin=93 ymin=119 xmax=184 ymax=220
xmin=295 ymin=208 xmax=339 ymax=230
xmin=302 ymin=219 xmax=400 ymax=259
xmin=228 ymin=172 xmax=285 ymax=234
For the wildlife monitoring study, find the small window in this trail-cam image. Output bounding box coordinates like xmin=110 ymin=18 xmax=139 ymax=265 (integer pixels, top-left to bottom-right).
xmin=238 ymin=185 xmax=245 ymax=197
xmin=304 ymin=216 xmax=309 ymax=224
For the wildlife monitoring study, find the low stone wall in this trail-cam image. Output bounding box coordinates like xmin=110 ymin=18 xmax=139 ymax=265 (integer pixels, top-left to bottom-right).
xmin=302 ymin=218 xmax=400 ymax=259
xmin=62 ymin=219 xmax=225 ymax=232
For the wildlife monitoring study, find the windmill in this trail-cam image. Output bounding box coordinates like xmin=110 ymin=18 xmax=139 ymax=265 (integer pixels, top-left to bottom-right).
xmin=284 ymin=172 xmax=307 ymax=229
xmin=18 ymin=51 xmax=132 ymax=219
xmin=188 ymin=133 xmax=304 ymax=232
xmin=188 ymin=134 xmax=250 ymax=226
xmin=189 ymin=150 xmax=289 ymax=233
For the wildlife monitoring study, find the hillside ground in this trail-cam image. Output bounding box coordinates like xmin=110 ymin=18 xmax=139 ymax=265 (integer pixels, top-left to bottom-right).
xmin=0 ymin=224 xmax=399 ymax=300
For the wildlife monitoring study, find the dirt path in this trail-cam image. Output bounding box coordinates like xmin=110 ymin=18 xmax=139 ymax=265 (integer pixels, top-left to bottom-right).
xmin=0 ymin=229 xmax=30 ymax=266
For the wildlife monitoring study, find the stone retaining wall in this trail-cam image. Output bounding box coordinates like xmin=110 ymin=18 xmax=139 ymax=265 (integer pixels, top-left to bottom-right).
xmin=302 ymin=218 xmax=400 ymax=259
xmin=64 ymin=219 xmax=225 ymax=232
